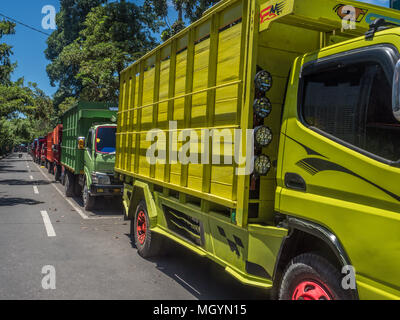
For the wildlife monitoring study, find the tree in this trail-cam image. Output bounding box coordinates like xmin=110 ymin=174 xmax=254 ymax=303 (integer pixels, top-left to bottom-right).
xmin=52 ymin=1 xmax=160 ymax=102
xmin=45 ymin=0 xmax=108 ymax=106
xmin=0 ymin=19 xmax=55 ymax=153
xmin=146 ymin=0 xmax=220 ymax=41
xmin=0 ymin=19 xmax=16 ymax=85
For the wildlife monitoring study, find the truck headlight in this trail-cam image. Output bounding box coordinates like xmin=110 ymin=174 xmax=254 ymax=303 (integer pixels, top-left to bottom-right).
xmin=254 ymin=126 xmax=273 ymax=147
xmin=254 ymin=155 xmax=271 ymax=176
xmin=255 ymin=70 xmax=272 ymax=93
xmin=92 ymin=173 xmax=111 ymax=185
xmin=253 ymin=97 xmax=272 ymax=119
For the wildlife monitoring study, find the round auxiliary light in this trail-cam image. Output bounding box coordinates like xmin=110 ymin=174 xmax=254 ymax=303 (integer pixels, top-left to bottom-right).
xmin=254 ymin=154 xmax=271 ymax=176
xmin=254 ymin=126 xmax=273 ymax=147
xmin=255 ymin=70 xmax=272 ymax=92
xmin=253 ymin=97 xmax=272 ymax=119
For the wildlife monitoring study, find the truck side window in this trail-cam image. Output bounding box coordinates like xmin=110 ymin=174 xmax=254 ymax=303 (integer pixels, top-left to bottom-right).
xmin=302 ymin=61 xmax=400 ymax=162
xmin=87 ymin=131 xmax=92 ymax=152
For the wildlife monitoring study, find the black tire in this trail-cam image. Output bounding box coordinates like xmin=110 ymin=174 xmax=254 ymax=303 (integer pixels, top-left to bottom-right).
xmin=61 ymin=171 xmax=65 ymax=185
xmin=279 ymin=253 xmax=356 ymax=300
xmin=64 ymin=172 xmax=75 ymax=197
xmin=83 ymin=184 xmax=95 ymax=211
xmin=54 ymin=165 xmax=61 ymax=181
xmin=131 ymin=200 xmax=163 ymax=258
xmin=74 ymin=178 xmax=82 ymax=197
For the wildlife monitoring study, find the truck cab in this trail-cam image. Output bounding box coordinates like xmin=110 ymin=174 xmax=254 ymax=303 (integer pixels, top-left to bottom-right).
xmin=82 ymin=124 xmax=121 ymax=209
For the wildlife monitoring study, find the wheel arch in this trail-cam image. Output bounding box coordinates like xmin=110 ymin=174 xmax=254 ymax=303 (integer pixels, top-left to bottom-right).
xmin=272 ymin=216 xmax=358 ymax=299
xmin=126 ymin=180 xmax=157 ymax=222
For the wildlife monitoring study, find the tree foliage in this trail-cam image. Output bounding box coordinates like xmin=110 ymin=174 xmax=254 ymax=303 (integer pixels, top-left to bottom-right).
xmin=46 ymin=0 xmax=161 ymax=105
xmin=0 ymin=19 xmax=55 ymax=152
xmin=45 ymin=0 xmax=108 ymax=106
xmin=146 ymin=0 xmax=220 ymax=41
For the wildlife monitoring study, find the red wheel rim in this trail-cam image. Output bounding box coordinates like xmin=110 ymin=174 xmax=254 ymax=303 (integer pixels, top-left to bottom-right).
xmin=292 ymin=281 xmax=332 ymax=300
xmin=136 ymin=211 xmax=147 ymax=245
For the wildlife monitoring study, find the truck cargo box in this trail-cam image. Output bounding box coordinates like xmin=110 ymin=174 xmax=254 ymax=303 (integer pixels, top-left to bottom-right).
xmin=116 ymin=0 xmax=400 ymax=226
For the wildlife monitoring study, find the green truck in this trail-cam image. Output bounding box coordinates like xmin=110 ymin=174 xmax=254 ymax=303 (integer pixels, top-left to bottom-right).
xmin=116 ymin=0 xmax=400 ymax=300
xmin=61 ymin=101 xmax=123 ymax=210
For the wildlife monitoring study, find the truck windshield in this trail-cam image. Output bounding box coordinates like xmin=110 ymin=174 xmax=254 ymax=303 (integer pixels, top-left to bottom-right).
xmin=95 ymin=127 xmax=116 ymax=153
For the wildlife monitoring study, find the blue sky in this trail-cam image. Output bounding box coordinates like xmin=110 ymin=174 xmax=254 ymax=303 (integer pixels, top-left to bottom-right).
xmin=0 ymin=0 xmax=391 ymax=97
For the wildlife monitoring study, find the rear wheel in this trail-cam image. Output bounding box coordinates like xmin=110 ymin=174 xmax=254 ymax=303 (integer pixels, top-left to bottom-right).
xmin=64 ymin=172 xmax=75 ymax=197
xmin=131 ymin=200 xmax=163 ymax=258
xmin=279 ymin=253 xmax=355 ymax=300
xmin=83 ymin=184 xmax=95 ymax=211
xmin=74 ymin=178 xmax=82 ymax=197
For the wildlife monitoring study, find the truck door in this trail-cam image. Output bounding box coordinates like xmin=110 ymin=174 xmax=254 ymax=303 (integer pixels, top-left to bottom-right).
xmin=279 ymin=41 xmax=400 ymax=296
xmin=84 ymin=129 xmax=94 ymax=181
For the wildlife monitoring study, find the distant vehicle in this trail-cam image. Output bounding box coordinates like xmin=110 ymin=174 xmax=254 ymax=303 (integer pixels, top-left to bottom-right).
xmin=60 ymin=101 xmax=122 ymax=210
xmin=45 ymin=124 xmax=63 ymax=181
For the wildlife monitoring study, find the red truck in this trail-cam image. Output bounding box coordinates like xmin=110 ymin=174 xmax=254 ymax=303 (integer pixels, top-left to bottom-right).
xmin=35 ymin=137 xmax=45 ymax=164
xmin=40 ymin=140 xmax=47 ymax=166
xmin=45 ymin=124 xmax=63 ymax=181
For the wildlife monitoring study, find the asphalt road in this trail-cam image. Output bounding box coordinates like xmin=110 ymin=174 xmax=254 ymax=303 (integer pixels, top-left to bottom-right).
xmin=0 ymin=153 xmax=270 ymax=300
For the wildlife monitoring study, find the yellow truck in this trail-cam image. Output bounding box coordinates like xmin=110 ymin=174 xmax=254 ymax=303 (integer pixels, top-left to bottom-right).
xmin=115 ymin=0 xmax=400 ymax=299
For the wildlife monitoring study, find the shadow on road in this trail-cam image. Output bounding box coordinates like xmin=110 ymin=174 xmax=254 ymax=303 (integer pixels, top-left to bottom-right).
xmin=71 ymin=194 xmax=123 ymax=217
xmin=0 ymin=179 xmax=53 ymax=186
xmin=125 ymin=233 xmax=270 ymax=300
xmin=0 ymin=197 xmax=44 ymax=207
xmin=0 ymin=169 xmax=30 ymax=173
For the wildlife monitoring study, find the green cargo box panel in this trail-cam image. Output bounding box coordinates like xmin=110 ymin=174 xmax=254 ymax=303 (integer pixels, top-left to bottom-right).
xmin=61 ymin=101 xmax=118 ymax=174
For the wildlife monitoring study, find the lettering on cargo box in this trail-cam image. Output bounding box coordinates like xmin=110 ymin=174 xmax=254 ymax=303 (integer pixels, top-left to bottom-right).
xmin=260 ymin=1 xmax=285 ymax=24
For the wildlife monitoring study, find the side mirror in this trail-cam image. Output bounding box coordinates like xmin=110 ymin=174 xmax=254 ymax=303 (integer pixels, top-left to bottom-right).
xmin=77 ymin=137 xmax=85 ymax=150
xmin=392 ymin=60 xmax=400 ymax=122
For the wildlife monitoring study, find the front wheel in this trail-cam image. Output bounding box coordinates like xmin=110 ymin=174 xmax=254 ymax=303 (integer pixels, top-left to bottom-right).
xmin=82 ymin=184 xmax=95 ymax=211
xmin=64 ymin=172 xmax=75 ymax=197
xmin=278 ymin=253 xmax=356 ymax=300
xmin=131 ymin=200 xmax=163 ymax=258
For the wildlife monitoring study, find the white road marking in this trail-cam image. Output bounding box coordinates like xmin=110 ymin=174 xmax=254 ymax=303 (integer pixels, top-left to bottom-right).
xmin=40 ymin=210 xmax=56 ymax=237
xmin=30 ymin=175 xmax=33 ymax=180
xmin=174 ymin=274 xmax=201 ymax=295
xmin=33 ymin=186 xmax=39 ymax=194
xmin=35 ymin=162 xmax=120 ymax=220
